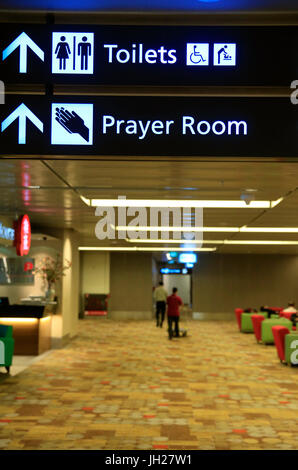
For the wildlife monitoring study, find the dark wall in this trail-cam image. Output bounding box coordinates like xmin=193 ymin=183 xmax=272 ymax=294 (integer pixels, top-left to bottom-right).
xmin=192 ymin=254 xmax=298 ymax=314
xmin=109 ymin=252 xmax=153 ymax=318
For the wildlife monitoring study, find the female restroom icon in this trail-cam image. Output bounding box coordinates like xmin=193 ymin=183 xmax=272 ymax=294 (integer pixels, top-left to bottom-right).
xmin=54 ymin=36 xmax=71 ymax=70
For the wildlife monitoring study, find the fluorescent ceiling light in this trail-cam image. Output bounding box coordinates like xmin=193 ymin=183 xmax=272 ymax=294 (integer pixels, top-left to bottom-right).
xmin=271 ymin=197 xmax=284 ymax=208
xmin=239 ymin=226 xmax=298 ymax=233
xmin=116 ymin=225 xmax=237 ymax=232
xmin=224 ymin=240 xmax=298 ymax=246
xmin=115 ymin=225 xmax=298 ymax=234
xmin=127 ymin=238 xmax=205 ymax=244
xmin=80 ymin=195 xmax=92 ymax=206
xmin=78 ymin=247 xmax=216 ymax=252
xmin=125 ymin=239 xmax=298 ymax=246
xmin=79 ymin=238 xmax=298 ymax=251
xmin=81 ymin=197 xmax=283 ymax=209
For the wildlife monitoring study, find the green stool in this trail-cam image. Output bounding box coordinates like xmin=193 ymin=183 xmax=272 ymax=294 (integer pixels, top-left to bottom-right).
xmin=285 ymin=333 xmax=298 ymax=366
xmin=241 ymin=312 xmax=267 ymax=333
xmin=261 ymin=318 xmax=292 ymax=345
xmin=258 ymin=312 xmax=268 ymax=319
xmin=0 ymin=325 xmax=14 ymax=374
xmin=241 ymin=313 xmax=254 ymax=333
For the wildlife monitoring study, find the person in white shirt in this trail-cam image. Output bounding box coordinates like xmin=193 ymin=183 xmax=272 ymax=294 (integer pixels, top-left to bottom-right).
xmin=283 ymin=301 xmax=298 ymax=327
xmin=153 ymin=281 xmax=168 ymax=328
xmin=283 ymin=301 xmax=297 ymax=313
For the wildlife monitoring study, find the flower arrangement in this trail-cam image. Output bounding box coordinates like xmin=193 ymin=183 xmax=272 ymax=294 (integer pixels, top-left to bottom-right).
xmin=33 ymin=254 xmax=71 ymax=287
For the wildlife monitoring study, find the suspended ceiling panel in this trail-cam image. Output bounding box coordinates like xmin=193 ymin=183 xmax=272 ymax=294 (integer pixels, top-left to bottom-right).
xmin=1 ymin=159 xmax=298 ymax=253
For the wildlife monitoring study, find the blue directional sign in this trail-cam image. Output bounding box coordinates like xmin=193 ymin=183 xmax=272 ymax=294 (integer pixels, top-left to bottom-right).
xmin=178 ymin=253 xmax=198 ymax=264
xmin=160 ymin=268 xmax=191 ymax=275
xmin=1 ymin=103 xmax=44 ymax=144
xmin=2 ymin=32 xmax=44 ymax=74
xmin=160 ymin=268 xmax=181 ymax=274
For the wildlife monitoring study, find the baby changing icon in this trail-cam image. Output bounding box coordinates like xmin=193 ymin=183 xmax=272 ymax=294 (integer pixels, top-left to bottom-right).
xmin=52 ymin=32 xmax=94 ymax=74
xmin=51 ymin=103 xmax=93 ymax=145
xmin=213 ymin=44 xmax=236 ymax=66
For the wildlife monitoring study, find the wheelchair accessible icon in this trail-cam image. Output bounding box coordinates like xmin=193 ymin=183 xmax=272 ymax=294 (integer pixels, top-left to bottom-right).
xmin=186 ymin=43 xmax=209 ymax=66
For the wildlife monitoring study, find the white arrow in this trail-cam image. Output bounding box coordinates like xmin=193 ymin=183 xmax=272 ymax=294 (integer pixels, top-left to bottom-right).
xmin=2 ymin=32 xmax=44 ymax=74
xmin=1 ymin=103 xmax=44 ymax=144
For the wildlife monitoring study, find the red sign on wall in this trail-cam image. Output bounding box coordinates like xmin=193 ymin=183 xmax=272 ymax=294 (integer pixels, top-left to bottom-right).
xmin=23 ymin=261 xmax=34 ymax=271
xmin=13 ymin=215 xmax=31 ymax=256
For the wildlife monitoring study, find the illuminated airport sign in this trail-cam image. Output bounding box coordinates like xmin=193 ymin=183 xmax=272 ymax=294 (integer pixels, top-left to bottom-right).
xmin=13 ymin=215 xmax=31 ymax=257
xmin=178 ymin=253 xmax=197 ymax=264
xmin=160 ymin=268 xmax=191 ymax=275
xmin=0 ymin=25 xmax=296 ymax=86
xmin=0 ymin=223 xmax=14 ymax=241
xmin=0 ymin=96 xmax=297 ymax=158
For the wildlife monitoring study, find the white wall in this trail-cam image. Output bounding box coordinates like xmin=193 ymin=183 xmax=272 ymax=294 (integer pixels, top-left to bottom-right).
xmin=80 ymin=251 xmax=110 ymax=294
xmin=61 ymin=230 xmax=80 ymax=338
xmin=163 ymin=274 xmax=191 ymax=305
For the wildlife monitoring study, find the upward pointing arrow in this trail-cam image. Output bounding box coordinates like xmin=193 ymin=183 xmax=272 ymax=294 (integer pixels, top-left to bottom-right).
xmin=2 ymin=32 xmax=44 ymax=73
xmin=1 ymin=103 xmax=44 ymax=144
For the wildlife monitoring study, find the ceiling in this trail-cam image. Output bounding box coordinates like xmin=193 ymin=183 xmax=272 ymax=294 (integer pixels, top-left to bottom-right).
xmin=0 ymin=0 xmax=298 ymax=13
xmin=2 ymin=158 xmax=298 ymax=254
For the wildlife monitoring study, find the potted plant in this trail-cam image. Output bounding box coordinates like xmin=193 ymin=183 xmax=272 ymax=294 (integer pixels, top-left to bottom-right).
xmin=33 ymin=254 xmax=71 ymax=301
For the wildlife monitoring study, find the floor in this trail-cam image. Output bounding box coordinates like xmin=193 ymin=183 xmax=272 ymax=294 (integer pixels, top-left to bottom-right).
xmin=0 ymin=352 xmax=53 ymax=378
xmin=0 ymin=317 xmax=297 ymax=450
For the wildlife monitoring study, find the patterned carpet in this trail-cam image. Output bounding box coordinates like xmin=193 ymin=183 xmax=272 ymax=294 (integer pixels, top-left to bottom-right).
xmin=0 ymin=317 xmax=297 ymax=450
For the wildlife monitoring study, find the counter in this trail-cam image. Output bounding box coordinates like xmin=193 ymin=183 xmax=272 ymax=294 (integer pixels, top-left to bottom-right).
xmin=0 ymin=303 xmax=57 ymax=355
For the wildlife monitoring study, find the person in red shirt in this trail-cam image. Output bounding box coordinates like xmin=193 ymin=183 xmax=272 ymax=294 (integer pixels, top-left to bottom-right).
xmin=166 ymin=287 xmax=183 ymax=340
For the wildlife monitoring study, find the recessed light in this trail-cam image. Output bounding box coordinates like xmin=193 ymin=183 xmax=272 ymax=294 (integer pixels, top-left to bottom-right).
xmin=82 ymin=197 xmax=282 ymax=209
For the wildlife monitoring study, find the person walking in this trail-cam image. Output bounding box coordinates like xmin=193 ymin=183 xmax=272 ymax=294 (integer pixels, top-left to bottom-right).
xmin=153 ymin=281 xmax=168 ymax=328
xmin=167 ymin=287 xmax=183 ymax=340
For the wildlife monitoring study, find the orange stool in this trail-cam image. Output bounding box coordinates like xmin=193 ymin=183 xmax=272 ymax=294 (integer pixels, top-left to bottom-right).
xmin=251 ymin=314 xmax=265 ymax=343
xmin=272 ymin=325 xmax=290 ymax=363
xmin=234 ymin=308 xmax=244 ymax=331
